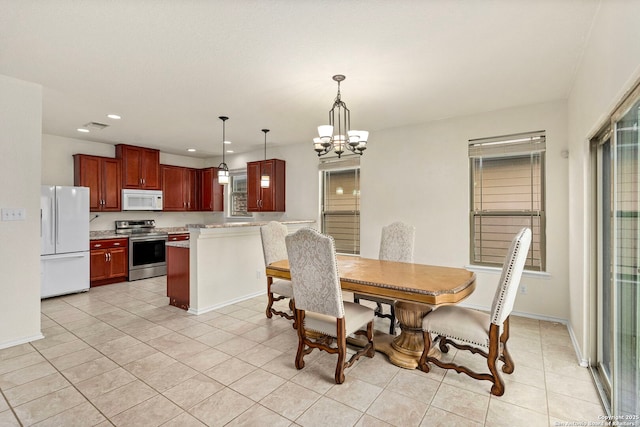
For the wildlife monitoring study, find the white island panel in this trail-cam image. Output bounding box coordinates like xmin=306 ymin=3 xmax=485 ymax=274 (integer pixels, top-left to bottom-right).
xmin=187 ymin=221 xmax=314 ymax=314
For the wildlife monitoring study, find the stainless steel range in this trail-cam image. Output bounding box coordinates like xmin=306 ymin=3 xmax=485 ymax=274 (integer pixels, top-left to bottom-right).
xmin=115 ymin=220 xmax=168 ymax=281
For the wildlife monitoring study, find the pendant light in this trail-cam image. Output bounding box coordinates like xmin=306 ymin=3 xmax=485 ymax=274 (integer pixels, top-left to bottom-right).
xmin=260 ymin=129 xmax=270 ymax=188
xmin=217 ymin=116 xmax=229 ymax=185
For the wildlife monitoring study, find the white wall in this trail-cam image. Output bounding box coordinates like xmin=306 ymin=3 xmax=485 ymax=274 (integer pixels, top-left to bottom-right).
xmin=0 ymin=74 xmax=43 ymax=348
xmin=567 ymin=0 xmax=640 ymax=361
xmin=360 ymin=100 xmax=570 ymax=319
xmin=215 ymin=100 xmax=571 ymax=320
xmin=220 ymin=141 xmax=320 ymax=223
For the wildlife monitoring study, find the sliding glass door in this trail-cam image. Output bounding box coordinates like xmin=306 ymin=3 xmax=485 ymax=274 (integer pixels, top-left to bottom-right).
xmin=593 ymin=85 xmax=640 ymax=422
xmin=595 ymin=132 xmax=613 ymax=407
xmin=611 ymin=93 xmax=639 ymax=419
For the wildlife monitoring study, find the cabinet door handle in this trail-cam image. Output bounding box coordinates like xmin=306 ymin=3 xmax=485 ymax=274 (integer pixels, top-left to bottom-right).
xmin=94 ymin=243 xmax=102 ymax=248
xmin=113 ymin=242 xmax=120 ymax=246
xmin=107 ymin=252 xmax=111 ymax=262
xmin=104 ymin=253 xmax=108 ymax=261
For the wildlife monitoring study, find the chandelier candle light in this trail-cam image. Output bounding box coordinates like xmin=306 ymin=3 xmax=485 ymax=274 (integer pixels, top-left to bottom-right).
xmin=314 ymin=74 xmax=369 ymax=158
xmin=217 ymin=116 xmax=230 ymax=185
xmin=261 ymin=129 xmax=270 ymax=188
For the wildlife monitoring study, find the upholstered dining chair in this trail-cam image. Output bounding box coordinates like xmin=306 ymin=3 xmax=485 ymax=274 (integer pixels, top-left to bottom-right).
xmin=286 ymin=227 xmax=375 ymax=384
xmin=418 ymin=227 xmax=532 ymax=396
xmin=260 ymin=221 xmax=295 ymax=326
xmin=354 ymin=221 xmax=416 ymax=334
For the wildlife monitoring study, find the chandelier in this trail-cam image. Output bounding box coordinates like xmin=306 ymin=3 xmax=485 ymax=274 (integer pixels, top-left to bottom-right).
xmin=314 ymin=74 xmax=369 ymax=158
xmin=217 ymin=116 xmax=230 ymax=185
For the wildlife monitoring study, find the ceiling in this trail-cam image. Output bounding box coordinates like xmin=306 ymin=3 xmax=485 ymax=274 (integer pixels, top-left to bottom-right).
xmin=0 ymin=0 xmax=599 ymax=158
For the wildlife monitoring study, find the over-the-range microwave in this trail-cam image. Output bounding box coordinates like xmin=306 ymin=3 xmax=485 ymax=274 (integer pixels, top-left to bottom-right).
xmin=122 ymin=189 xmax=163 ymax=211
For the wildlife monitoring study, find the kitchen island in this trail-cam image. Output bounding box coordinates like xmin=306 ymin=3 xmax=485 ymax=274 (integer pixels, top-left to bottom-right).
xmin=184 ymin=220 xmax=314 ymax=315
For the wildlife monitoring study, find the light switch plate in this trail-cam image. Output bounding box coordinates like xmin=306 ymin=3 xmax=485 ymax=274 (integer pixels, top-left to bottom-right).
xmin=1 ymin=208 xmax=26 ymax=221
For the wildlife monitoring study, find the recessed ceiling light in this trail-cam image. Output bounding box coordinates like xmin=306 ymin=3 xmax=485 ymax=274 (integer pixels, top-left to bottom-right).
xmin=187 ymin=148 xmax=196 ymax=152
xmin=77 ymin=128 xmax=90 ymax=133
xmin=106 ymin=114 xmax=121 ymax=120
xmin=226 ymin=150 xmax=234 ymax=153
xmin=224 ymin=140 xmax=232 ymax=145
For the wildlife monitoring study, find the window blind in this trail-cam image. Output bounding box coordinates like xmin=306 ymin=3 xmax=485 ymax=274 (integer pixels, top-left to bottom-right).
xmin=320 ymin=157 xmax=360 ymax=254
xmin=469 ymin=131 xmax=546 ymax=270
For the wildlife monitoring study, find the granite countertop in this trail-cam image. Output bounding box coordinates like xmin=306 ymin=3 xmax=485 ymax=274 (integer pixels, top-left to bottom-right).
xmin=90 ymin=227 xmax=190 ymax=240
xmin=166 ymin=241 xmax=190 ymax=248
xmin=186 ymin=220 xmax=315 ymax=229
xmin=89 ymin=231 xmax=121 ymax=240
xmin=90 ymin=222 xmax=312 ymax=239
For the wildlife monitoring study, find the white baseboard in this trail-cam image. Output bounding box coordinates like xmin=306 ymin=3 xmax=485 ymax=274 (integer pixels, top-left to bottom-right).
xmin=188 ymin=290 xmax=265 ymax=316
xmin=0 ymin=333 xmax=45 ymax=351
xmin=458 ymin=302 xmax=588 ymax=367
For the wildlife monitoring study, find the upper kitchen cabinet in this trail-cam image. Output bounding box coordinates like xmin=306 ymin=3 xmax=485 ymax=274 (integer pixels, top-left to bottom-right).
xmin=116 ymin=144 xmax=161 ymax=190
xmin=247 ymin=159 xmax=285 ymax=212
xmin=161 ymin=165 xmax=198 ymax=211
xmin=73 ymin=154 xmax=121 ymax=212
xmin=200 ymin=167 xmax=224 ymax=212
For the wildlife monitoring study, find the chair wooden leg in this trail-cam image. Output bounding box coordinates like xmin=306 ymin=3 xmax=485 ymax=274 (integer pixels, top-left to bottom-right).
xmin=265 ymin=278 xmax=274 ymax=318
xmin=335 ymin=318 xmax=346 ymax=384
xmin=365 ymin=321 xmax=375 ymax=357
xmin=487 ymin=324 xmax=505 ymax=396
xmin=389 ymin=304 xmax=396 ymax=335
xmin=438 ymin=335 xmax=450 ymax=353
xmin=295 ymin=309 xmax=307 ymax=370
xmin=418 ymin=330 xmax=432 ymax=373
xmin=289 ymin=299 xmax=297 ymax=329
xmin=500 ymin=317 xmax=514 ymax=374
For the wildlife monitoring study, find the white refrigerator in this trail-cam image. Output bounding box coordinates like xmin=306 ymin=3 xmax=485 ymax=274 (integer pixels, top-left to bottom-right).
xmin=41 ymin=185 xmax=90 ymax=298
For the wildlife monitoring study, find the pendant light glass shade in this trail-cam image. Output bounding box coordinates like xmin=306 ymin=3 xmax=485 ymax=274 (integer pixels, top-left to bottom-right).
xmin=218 ymin=168 xmax=229 ymax=184
xmin=217 ymin=116 xmax=230 ymax=185
xmin=260 ymin=129 xmax=270 ymax=188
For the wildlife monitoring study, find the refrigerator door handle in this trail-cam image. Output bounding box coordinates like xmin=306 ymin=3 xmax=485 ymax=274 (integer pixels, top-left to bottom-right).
xmin=50 ymin=198 xmax=55 ymax=246
xmin=55 ymin=197 xmax=60 ymax=245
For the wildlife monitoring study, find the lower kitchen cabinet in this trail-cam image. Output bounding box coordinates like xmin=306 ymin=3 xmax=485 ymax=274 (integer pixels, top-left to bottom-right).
xmin=167 ymin=245 xmax=189 ymax=310
xmin=168 ymin=233 xmax=190 ymax=242
xmin=90 ymin=238 xmax=128 ymax=286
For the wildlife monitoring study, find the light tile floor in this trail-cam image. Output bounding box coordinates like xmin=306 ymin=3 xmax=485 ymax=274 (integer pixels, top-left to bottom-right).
xmin=0 ymin=277 xmax=605 ymax=426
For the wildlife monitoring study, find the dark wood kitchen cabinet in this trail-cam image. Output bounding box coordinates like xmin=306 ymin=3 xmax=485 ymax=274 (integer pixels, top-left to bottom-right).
xmin=167 ymin=245 xmax=189 ymax=310
xmin=161 ymin=165 xmax=198 ymax=211
xmin=90 ymin=238 xmax=128 ymax=286
xmin=200 ymin=167 xmax=224 ymax=212
xmin=73 ymin=154 xmax=121 ymax=212
xmin=116 ymin=144 xmax=161 ymax=190
xmin=168 ymin=233 xmax=190 ymax=242
xmin=247 ymin=159 xmax=285 ymax=212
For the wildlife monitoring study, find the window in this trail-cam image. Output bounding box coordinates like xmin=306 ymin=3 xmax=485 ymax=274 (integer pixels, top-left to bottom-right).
xmin=229 ymin=172 xmax=248 ymax=217
xmin=469 ymin=131 xmax=545 ymax=270
xmin=320 ymin=157 xmax=360 ymax=254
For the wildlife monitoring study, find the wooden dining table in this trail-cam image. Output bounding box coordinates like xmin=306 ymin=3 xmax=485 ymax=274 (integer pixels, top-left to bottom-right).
xmin=266 ymin=255 xmax=476 ymax=369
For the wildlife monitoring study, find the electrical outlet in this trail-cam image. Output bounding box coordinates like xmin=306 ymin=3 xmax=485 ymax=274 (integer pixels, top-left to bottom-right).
xmin=256 ymin=270 xmax=262 ymax=279
xmin=1 ymin=208 xmax=26 ymax=221
xmin=519 ymin=284 xmax=527 ymax=295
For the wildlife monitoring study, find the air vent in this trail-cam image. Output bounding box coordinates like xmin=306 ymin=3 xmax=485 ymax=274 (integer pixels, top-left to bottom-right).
xmin=84 ymin=121 xmax=109 ymax=131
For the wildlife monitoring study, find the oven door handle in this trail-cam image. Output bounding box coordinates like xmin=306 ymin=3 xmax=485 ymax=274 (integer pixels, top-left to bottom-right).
xmin=129 ymin=236 xmax=168 ymax=243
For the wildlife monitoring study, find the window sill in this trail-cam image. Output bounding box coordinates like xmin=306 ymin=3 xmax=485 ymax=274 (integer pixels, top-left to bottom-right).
xmin=464 ymin=264 xmax=551 ymax=279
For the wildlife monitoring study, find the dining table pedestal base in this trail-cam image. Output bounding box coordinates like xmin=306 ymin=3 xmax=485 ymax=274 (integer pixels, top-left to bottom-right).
xmin=375 ymin=301 xmax=434 ymax=369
